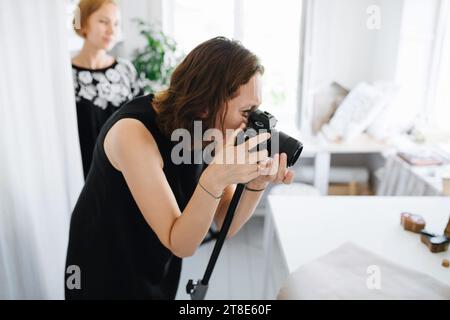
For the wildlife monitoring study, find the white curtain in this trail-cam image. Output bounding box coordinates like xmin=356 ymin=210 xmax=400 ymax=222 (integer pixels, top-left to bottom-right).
xmin=0 ymin=0 xmax=84 ymax=299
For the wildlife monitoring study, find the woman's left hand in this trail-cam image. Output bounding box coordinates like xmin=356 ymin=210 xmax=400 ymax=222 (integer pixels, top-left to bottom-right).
xmin=246 ymin=153 xmax=295 ymax=190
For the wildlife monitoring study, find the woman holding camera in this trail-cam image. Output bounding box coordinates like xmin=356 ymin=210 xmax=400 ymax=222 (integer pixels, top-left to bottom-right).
xmin=72 ymin=0 xmax=143 ymax=178
xmin=65 ymin=37 xmax=295 ymax=300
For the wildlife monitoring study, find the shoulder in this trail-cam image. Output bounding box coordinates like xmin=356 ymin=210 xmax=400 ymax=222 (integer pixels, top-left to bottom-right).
xmin=116 ymin=58 xmax=138 ymax=75
xmin=71 ymin=54 xmax=82 ymax=67
xmin=104 ymin=117 xmax=163 ymax=171
xmin=119 ymin=94 xmax=154 ymax=114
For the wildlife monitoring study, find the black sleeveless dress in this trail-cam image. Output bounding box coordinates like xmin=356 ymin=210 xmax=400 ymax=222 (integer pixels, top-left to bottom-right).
xmin=65 ymin=94 xmax=205 ymax=300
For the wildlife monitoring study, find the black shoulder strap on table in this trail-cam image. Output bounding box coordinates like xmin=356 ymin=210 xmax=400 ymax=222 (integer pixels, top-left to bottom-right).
xmin=186 ymin=183 xmax=246 ymax=300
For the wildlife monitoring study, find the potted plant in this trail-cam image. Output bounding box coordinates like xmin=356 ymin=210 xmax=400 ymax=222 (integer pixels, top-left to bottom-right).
xmin=132 ymin=19 xmax=183 ymax=94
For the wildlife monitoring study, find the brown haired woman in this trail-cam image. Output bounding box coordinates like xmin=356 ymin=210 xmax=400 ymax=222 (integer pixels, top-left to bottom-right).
xmin=65 ymin=37 xmax=295 ymax=300
xmin=72 ymin=0 xmax=143 ymax=178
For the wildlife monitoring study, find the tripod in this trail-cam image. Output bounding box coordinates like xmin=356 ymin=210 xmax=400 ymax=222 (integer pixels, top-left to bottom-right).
xmin=186 ymin=183 xmax=246 ymax=300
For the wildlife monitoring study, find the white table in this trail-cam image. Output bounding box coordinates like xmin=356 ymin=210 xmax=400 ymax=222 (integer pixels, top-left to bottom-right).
xmin=262 ymin=196 xmax=450 ymax=298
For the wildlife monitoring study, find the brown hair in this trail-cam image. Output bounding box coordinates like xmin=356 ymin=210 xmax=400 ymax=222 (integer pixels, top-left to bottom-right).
xmin=73 ymin=0 xmax=117 ymax=38
xmin=153 ymin=37 xmax=264 ymax=138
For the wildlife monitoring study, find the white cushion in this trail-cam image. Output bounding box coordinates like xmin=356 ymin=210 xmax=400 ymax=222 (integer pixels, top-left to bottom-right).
xmin=321 ymin=82 xmax=386 ymax=142
xmin=365 ymin=81 xmax=400 ymax=140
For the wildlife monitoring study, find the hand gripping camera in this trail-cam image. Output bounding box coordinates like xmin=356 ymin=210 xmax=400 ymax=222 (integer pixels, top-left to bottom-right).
xmin=239 ymin=109 xmax=303 ymax=167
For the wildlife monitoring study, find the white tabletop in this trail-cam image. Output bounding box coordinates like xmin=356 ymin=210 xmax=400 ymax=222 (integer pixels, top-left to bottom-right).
xmin=268 ymin=196 xmax=450 ymax=285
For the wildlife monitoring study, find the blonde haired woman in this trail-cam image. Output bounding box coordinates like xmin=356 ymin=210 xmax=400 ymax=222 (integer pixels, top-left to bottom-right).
xmin=72 ymin=0 xmax=143 ymax=178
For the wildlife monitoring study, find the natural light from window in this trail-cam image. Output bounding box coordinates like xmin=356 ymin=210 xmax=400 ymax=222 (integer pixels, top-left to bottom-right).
xmin=433 ymin=10 xmax=450 ymax=133
xmin=168 ymin=0 xmax=302 ymax=129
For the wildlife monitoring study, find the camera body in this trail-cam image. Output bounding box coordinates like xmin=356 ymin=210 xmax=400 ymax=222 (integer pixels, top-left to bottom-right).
xmin=238 ymin=109 xmax=303 ymax=168
xmin=247 ymin=109 xmax=278 ymax=132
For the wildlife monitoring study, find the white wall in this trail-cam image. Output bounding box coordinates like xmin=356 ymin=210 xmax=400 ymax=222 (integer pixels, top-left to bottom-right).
xmin=116 ymin=0 xmax=163 ymax=59
xmin=310 ymin=0 xmax=405 ymax=90
xmin=309 ymin=0 xmax=335 ymax=89
xmin=329 ymin=0 xmax=379 ymax=88
xmin=372 ymin=0 xmax=404 ymax=81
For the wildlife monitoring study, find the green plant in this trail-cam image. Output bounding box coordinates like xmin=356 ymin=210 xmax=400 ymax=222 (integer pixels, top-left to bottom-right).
xmin=131 ymin=19 xmax=183 ymax=93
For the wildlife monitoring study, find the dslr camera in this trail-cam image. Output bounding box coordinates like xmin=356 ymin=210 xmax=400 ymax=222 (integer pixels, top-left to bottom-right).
xmin=238 ymin=109 xmax=303 ymax=168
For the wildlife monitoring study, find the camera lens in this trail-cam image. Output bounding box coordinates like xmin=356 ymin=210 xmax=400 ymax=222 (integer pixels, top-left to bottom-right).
xmin=243 ymin=109 xmax=303 ymax=167
xmin=270 ymin=130 xmax=303 ymax=167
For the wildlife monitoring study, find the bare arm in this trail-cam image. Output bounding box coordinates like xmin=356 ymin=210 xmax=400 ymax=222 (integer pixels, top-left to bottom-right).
xmin=214 ymin=184 xmax=265 ymax=239
xmin=105 ymin=119 xmax=225 ymax=258
xmin=105 ymin=119 xmax=275 ymax=258
xmin=214 ymin=153 xmax=294 ymax=238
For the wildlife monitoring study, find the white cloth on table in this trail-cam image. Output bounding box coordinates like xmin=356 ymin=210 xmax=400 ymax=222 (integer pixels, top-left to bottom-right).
xmin=277 ymin=242 xmax=450 ymax=300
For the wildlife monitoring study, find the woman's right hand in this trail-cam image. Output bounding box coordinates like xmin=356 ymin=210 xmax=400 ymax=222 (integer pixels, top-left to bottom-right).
xmin=200 ymin=126 xmax=271 ymax=195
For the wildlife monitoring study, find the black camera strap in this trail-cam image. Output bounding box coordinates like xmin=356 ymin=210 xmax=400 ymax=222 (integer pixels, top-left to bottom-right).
xmin=186 ymin=183 xmax=246 ymax=300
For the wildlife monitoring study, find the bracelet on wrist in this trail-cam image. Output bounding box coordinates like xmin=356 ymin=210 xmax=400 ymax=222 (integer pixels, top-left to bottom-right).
xmin=245 ymin=184 xmax=266 ymax=192
xmin=198 ymin=180 xmax=224 ymax=200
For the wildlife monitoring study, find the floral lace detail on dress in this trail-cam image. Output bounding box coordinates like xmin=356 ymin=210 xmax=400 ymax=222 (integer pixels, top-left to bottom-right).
xmin=72 ymin=58 xmax=143 ymax=110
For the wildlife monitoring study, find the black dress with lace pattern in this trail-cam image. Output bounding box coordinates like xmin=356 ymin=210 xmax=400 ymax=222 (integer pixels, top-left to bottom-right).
xmin=72 ymin=58 xmax=143 ymax=178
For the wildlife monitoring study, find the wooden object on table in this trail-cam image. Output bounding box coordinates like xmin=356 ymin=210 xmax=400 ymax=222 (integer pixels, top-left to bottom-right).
xmin=443 ymin=259 xmax=450 ymax=268
xmin=445 ymin=216 xmax=450 ymax=238
xmin=400 ymin=212 xmax=426 ymax=233
xmin=420 ymin=231 xmax=449 ymax=253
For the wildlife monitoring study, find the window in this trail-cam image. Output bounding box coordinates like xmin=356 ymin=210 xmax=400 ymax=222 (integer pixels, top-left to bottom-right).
xmin=430 ymin=1 xmax=450 ymax=132
xmin=241 ymin=0 xmax=302 ymax=128
xmin=164 ymin=0 xmax=302 ymax=129
xmin=396 ymin=0 xmax=450 ymax=134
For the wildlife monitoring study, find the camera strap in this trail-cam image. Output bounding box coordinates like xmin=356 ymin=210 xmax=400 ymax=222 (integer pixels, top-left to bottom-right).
xmin=186 ymin=183 xmax=246 ymax=300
